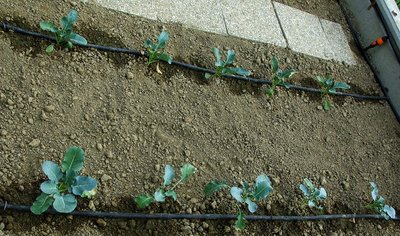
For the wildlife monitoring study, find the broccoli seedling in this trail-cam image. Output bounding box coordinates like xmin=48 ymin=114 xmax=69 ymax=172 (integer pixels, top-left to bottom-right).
xmin=31 ymin=147 xmax=97 ymax=214
xmin=39 ymin=10 xmax=87 ymax=53
xmin=315 ymin=75 xmax=350 ymax=110
xmin=144 ymin=31 xmax=173 ymax=65
xmin=134 ymin=163 xmax=196 ymax=208
xmin=366 ymin=182 xmax=396 ymax=220
xmin=204 ymin=175 xmax=273 ymax=230
xmin=205 ymin=48 xmax=251 ymax=80
xmin=265 ymin=56 xmax=295 ymax=97
xmin=299 ymin=178 xmax=327 ymax=211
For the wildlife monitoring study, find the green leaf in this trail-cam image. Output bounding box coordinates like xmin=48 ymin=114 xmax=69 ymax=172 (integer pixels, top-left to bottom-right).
xmin=64 ymin=170 xmax=78 ymax=187
xmin=158 ymin=52 xmax=173 ymax=64
xmin=180 ymin=164 xmax=196 ymax=182
xmin=205 ymin=73 xmax=213 ymax=80
xmin=271 ymin=57 xmax=278 ymax=73
xmin=323 ymin=98 xmax=331 ymax=111
xmin=61 ymin=146 xmax=85 ymax=173
xmin=316 ymin=76 xmax=325 ymax=84
xmin=163 ymin=165 xmax=175 ymax=186
xmin=266 ymin=88 xmax=274 ymax=97
xmin=61 ymin=10 xmax=78 ymax=29
xmin=213 ymin=48 xmax=223 ymax=67
xmin=71 ymin=176 xmax=97 ymax=196
xmin=40 ymin=180 xmax=59 ymax=195
xmin=144 ymin=39 xmax=156 ymax=51
xmin=204 ymin=180 xmax=228 ymax=197
xmin=165 ymin=190 xmax=177 ymax=201
xmin=235 ymin=211 xmax=247 ymax=230
xmin=42 ymin=161 xmax=63 ymax=183
xmin=326 ymin=77 xmax=333 ymax=86
xmin=333 ymin=82 xmax=350 ymax=90
xmin=69 ymin=33 xmax=87 ymax=45
xmin=254 ymin=175 xmax=273 ymax=201
xmin=245 ymin=198 xmax=258 ymax=213
xmin=154 ymin=189 xmax=166 ymax=202
xmin=157 ymin=31 xmax=169 ymax=49
xmin=134 ymin=194 xmax=154 ymax=208
xmin=225 ymin=49 xmax=236 ymax=65
xmin=281 ymin=69 xmax=295 ymax=79
xmin=45 ymin=44 xmax=54 ymax=54
xmin=39 ymin=21 xmax=58 ymax=33
xmin=66 ymin=41 xmax=73 ymax=49
xmin=230 ymin=187 xmax=243 ymax=203
xmin=31 ymin=193 xmax=54 ymax=215
xmin=230 ymin=67 xmax=251 ymax=76
xmin=53 ymin=193 xmax=77 ymax=213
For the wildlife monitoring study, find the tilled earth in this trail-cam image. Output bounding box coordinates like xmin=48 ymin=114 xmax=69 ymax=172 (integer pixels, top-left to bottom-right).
xmin=0 ymin=0 xmax=399 ymax=235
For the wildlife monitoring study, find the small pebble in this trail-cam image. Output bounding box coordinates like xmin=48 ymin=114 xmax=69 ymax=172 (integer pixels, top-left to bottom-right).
xmin=96 ymin=219 xmax=107 ymax=227
xmin=126 ymin=72 xmax=134 ymax=80
xmin=44 ymin=105 xmax=55 ymax=113
xmin=28 ymin=139 xmax=40 ymax=147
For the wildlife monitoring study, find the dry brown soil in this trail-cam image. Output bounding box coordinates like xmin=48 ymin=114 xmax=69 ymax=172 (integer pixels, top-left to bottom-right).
xmin=0 ymin=0 xmax=399 ymax=235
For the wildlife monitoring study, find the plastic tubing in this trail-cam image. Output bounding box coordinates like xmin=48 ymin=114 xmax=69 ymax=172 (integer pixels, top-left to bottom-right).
xmin=1 ymin=203 xmax=399 ymax=221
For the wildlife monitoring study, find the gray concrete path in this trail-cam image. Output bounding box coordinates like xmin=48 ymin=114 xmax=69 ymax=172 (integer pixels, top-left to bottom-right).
xmin=86 ymin=0 xmax=357 ymax=65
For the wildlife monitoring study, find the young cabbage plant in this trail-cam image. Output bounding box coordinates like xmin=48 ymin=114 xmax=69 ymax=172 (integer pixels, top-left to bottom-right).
xmin=315 ymin=75 xmax=350 ymax=111
xmin=205 ymin=48 xmax=251 ymax=80
xmin=134 ymin=163 xmax=196 ymax=208
xmin=31 ymin=147 xmax=97 ymax=215
xmin=144 ymin=31 xmax=173 ymax=65
xmin=39 ymin=10 xmax=87 ymax=53
xmin=366 ymin=182 xmax=396 ymax=220
xmin=299 ymin=178 xmax=327 ymax=211
xmin=204 ymin=175 xmax=273 ymax=230
xmin=265 ymin=56 xmax=295 ymax=97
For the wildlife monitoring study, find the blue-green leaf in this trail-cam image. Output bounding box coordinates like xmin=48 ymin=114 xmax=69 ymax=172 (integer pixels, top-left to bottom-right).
xmin=370 ymin=182 xmax=379 ymax=201
xmin=225 ymin=49 xmax=236 ymax=65
xmin=281 ymin=69 xmax=295 ymax=79
xmin=31 ymin=193 xmax=54 ymax=215
xmin=180 ymin=163 xmax=196 ymax=182
xmin=157 ymin=31 xmax=169 ymax=49
xmin=254 ymin=175 xmax=273 ymax=201
xmin=64 ymin=170 xmax=78 ymax=187
xmin=42 ymin=161 xmax=62 ymax=183
xmin=323 ymin=98 xmax=331 ymax=111
xmin=144 ymin=39 xmax=156 ymax=51
xmin=299 ymin=184 xmax=310 ymax=196
xmin=40 ymin=180 xmax=59 ymax=195
xmin=230 ymin=67 xmax=251 ymax=76
xmin=61 ymin=146 xmax=85 ymax=173
xmin=213 ymin=48 xmax=223 ymax=67
xmin=235 ymin=211 xmax=246 ymax=230
xmin=71 ymin=176 xmax=97 ymax=196
xmin=333 ymin=82 xmax=350 ymax=90
xmin=154 ymin=189 xmax=166 ymax=202
xmin=165 ymin=190 xmax=177 ymax=201
xmin=134 ymin=194 xmax=154 ymax=208
xmin=158 ymin=52 xmax=173 ymax=64
xmin=53 ymin=193 xmax=77 ymax=213
xmin=383 ymin=205 xmax=396 ymax=219
xmin=204 ymin=180 xmax=228 ymax=197
xmin=318 ymin=187 xmax=327 ymax=199
xmin=326 ymin=77 xmax=333 ymax=86
xmin=271 ymin=57 xmax=278 ymax=73
xmin=245 ymin=198 xmax=258 ymax=213
xmin=205 ymin=73 xmax=213 ymax=80
xmin=316 ymin=76 xmax=325 ymax=84
xmin=61 ymin=10 xmax=78 ymax=29
xmin=40 ymin=21 xmax=58 ymax=33
xmin=163 ymin=165 xmax=175 ymax=186
xmin=230 ymin=187 xmax=243 ymax=203
xmin=70 ymin=33 xmax=87 ymax=45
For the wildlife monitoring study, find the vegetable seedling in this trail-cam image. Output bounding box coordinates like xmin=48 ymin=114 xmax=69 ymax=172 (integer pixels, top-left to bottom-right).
xmin=204 ymin=175 xmax=273 ymax=230
xmin=315 ymin=75 xmax=350 ymax=111
xmin=39 ymin=10 xmax=87 ymax=53
xmin=31 ymin=147 xmax=97 ymax=215
xmin=134 ymin=163 xmax=196 ymax=208
xmin=299 ymin=178 xmax=327 ymax=211
xmin=366 ymin=182 xmax=396 ymax=220
xmin=265 ymin=56 xmax=295 ymax=97
xmin=205 ymin=48 xmax=251 ymax=80
xmin=144 ymin=31 xmax=173 ymax=65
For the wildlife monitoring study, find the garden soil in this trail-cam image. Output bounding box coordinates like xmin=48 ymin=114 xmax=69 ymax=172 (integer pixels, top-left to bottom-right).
xmin=0 ymin=0 xmax=399 ymax=235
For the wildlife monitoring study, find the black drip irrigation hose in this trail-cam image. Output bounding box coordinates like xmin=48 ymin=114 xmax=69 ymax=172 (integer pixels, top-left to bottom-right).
xmin=0 ymin=22 xmax=387 ymax=101
xmin=1 ymin=203 xmax=399 ymax=222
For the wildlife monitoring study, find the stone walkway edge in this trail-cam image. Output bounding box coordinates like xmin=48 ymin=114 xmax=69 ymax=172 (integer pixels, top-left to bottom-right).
xmin=87 ymin=0 xmax=357 ymax=65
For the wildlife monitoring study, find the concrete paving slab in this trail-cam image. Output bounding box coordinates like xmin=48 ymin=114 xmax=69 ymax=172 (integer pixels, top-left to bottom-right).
xmin=154 ymin=0 xmax=227 ymax=35
xmin=320 ymin=19 xmax=357 ymax=65
xmin=273 ymin=2 xmax=332 ymax=60
xmin=221 ymin=0 xmax=287 ymax=47
xmin=89 ymin=0 xmax=157 ymax=20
